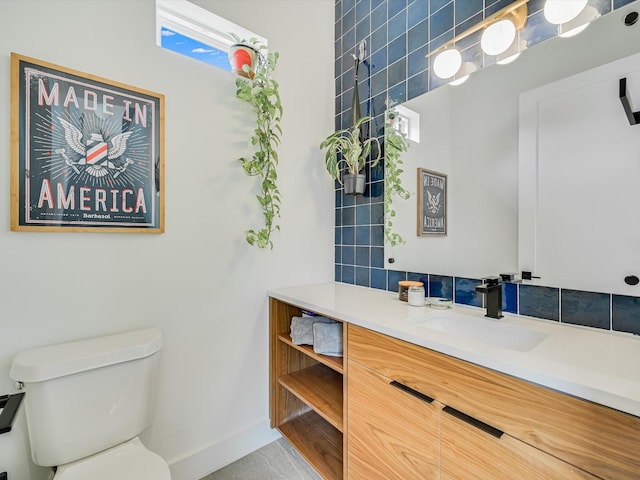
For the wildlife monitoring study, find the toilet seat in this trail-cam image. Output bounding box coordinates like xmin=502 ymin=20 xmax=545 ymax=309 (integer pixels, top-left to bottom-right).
xmin=53 ymin=437 xmax=171 ymax=480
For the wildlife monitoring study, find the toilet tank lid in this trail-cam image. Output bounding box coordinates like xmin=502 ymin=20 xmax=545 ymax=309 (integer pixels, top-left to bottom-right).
xmin=10 ymin=328 xmax=163 ymax=383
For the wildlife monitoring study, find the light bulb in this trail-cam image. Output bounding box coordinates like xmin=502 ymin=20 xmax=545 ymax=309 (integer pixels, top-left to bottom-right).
xmin=481 ymin=19 xmax=516 ymax=56
xmin=543 ymin=0 xmax=588 ymax=25
xmin=433 ymin=49 xmax=462 ymax=79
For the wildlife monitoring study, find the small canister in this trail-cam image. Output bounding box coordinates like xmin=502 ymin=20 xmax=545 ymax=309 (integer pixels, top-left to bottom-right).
xmin=398 ymin=280 xmax=424 ymax=302
xmin=408 ymin=284 xmax=426 ymax=306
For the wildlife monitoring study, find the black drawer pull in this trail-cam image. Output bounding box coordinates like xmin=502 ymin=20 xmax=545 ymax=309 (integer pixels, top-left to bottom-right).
xmin=443 ymin=405 xmax=503 ymax=439
xmin=390 ymin=381 xmax=434 ymax=404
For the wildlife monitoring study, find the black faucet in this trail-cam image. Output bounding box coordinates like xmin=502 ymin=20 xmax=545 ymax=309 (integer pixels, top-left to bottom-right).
xmin=475 ymin=276 xmax=503 ymax=319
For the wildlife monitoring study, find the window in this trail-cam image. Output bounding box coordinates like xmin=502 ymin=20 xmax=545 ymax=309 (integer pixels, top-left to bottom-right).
xmin=156 ymin=0 xmax=267 ymax=71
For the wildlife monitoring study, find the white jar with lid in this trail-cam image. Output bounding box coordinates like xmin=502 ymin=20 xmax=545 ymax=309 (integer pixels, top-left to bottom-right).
xmin=407 ymin=284 xmax=425 ymax=306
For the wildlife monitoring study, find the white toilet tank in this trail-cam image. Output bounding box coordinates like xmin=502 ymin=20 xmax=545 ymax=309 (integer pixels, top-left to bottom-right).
xmin=9 ymin=329 xmax=163 ymax=467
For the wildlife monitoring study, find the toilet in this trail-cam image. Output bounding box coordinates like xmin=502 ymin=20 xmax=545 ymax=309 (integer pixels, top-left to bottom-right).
xmin=9 ymin=328 xmax=171 ymax=479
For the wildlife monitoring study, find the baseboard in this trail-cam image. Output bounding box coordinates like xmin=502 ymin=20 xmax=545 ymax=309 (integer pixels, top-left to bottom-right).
xmin=167 ymin=420 xmax=281 ymax=480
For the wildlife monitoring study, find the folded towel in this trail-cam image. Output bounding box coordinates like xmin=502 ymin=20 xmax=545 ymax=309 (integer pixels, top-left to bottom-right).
xmin=312 ymin=322 xmax=343 ymax=357
xmin=290 ymin=316 xmax=333 ymax=345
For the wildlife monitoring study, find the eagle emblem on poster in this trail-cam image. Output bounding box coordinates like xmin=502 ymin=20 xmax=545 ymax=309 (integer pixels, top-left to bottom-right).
xmin=57 ymin=118 xmax=134 ymax=178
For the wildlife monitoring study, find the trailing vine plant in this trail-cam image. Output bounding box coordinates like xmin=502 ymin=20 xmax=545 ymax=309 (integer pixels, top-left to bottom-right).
xmin=232 ymin=34 xmax=283 ymax=249
xmin=384 ymin=105 xmax=411 ymax=247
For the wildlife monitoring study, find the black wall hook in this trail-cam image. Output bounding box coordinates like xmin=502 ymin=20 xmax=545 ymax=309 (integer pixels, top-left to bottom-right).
xmin=619 ymin=77 xmax=640 ymax=125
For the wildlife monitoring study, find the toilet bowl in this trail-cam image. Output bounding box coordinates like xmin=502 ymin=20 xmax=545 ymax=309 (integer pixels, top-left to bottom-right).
xmin=54 ymin=437 xmax=170 ymax=480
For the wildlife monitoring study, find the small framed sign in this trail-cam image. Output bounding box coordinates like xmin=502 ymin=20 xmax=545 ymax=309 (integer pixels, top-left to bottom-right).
xmin=10 ymin=53 xmax=165 ymax=233
xmin=417 ymin=168 xmax=447 ymax=236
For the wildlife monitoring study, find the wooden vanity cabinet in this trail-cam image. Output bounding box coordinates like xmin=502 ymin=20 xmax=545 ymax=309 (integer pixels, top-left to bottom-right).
xmin=270 ymin=296 xmax=639 ymax=480
xmin=348 ymin=324 xmax=640 ymax=480
xmin=269 ymin=298 xmax=345 ymax=480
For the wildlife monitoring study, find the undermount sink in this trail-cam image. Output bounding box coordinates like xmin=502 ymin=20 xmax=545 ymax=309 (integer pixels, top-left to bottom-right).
xmin=413 ymin=310 xmax=548 ymax=352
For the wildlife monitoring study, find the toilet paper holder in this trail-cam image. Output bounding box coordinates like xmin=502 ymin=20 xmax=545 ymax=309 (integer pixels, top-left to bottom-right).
xmin=0 ymin=392 xmax=24 ymax=435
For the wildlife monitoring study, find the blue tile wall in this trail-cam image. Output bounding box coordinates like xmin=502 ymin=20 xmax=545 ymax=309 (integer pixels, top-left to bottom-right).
xmin=333 ymin=0 xmax=640 ymax=335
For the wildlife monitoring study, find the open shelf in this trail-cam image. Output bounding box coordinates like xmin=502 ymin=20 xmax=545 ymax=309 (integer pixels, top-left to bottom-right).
xmin=278 ymin=363 xmax=343 ymax=432
xmin=278 ymin=333 xmax=344 ymax=374
xmin=278 ymin=410 xmax=343 ymax=480
xmin=270 ymin=297 xmax=345 ymax=480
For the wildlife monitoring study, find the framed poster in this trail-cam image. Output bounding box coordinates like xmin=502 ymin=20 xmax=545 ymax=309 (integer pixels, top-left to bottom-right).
xmin=417 ymin=168 xmax=447 ymax=236
xmin=10 ymin=53 xmax=165 ymax=233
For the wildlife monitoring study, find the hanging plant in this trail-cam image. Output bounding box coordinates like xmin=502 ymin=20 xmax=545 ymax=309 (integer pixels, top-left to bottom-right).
xmin=320 ymin=116 xmax=381 ymax=195
xmin=384 ymin=107 xmax=411 ymax=247
xmin=231 ymin=35 xmax=283 ymax=249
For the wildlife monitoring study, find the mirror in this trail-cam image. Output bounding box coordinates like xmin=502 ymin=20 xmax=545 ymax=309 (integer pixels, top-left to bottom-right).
xmin=385 ymin=2 xmax=640 ymax=292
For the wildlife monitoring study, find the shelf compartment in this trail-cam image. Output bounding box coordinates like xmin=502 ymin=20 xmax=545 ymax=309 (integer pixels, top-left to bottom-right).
xmin=278 ymin=333 xmax=344 ymax=374
xmin=278 ymin=410 xmax=343 ymax=480
xmin=278 ymin=363 xmax=343 ymax=432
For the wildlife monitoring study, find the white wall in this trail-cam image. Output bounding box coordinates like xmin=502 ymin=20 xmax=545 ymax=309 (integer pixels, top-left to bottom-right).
xmin=0 ymin=1 xmax=335 ymax=479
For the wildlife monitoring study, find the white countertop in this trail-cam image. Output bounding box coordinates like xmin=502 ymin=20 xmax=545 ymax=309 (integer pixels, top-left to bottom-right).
xmin=269 ymin=282 xmax=640 ymax=417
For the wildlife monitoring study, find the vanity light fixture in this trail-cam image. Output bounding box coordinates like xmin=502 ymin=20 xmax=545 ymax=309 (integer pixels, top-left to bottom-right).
xmin=428 ymin=0 xmax=529 ymax=79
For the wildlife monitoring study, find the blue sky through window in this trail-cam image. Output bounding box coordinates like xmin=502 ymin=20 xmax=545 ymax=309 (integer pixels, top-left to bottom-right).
xmin=160 ymin=26 xmax=231 ymax=71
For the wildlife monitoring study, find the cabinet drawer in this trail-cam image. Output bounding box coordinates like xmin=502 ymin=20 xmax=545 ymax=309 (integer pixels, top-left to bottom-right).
xmin=440 ymin=405 xmax=598 ymax=480
xmin=348 ymin=324 xmax=640 ymax=479
xmin=347 ymin=360 xmax=439 ymax=479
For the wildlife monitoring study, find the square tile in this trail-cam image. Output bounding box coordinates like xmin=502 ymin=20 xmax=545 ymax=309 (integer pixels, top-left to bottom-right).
xmin=342 ymin=226 xmax=355 ymax=245
xmin=388 ymin=269 xmax=407 ymax=292
xmin=519 ymin=284 xmax=559 ymax=321
xmin=371 ymin=268 xmax=388 ymax=290
xmin=371 ymin=246 xmax=385 ymax=268
xmin=342 ymin=245 xmax=355 ymax=265
xmin=612 ymin=294 xmax=640 ymax=335
xmin=389 ymin=0 xmax=408 ymax=19
xmin=561 ymin=289 xmax=610 ymax=330
xmin=429 ymin=274 xmax=453 ymax=300
xmin=408 ymin=0 xmax=429 ymax=28
xmin=355 ymin=225 xmax=371 ymax=245
xmin=429 ymin=1 xmax=453 ymax=40
xmin=454 ymin=277 xmax=482 ymax=307
xmin=342 ymin=265 xmax=355 ymax=284
xmin=356 ymin=246 xmax=370 ymax=266
xmin=455 ymin=0 xmax=482 ymax=25
xmin=355 ymin=266 xmax=370 ymax=287
xmin=388 ymin=33 xmax=408 ymax=64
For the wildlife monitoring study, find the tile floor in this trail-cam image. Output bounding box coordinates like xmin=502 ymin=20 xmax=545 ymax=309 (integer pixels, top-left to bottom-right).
xmin=201 ymin=438 xmax=321 ymax=480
